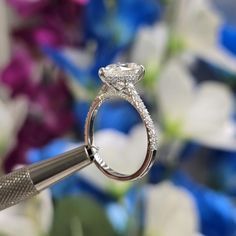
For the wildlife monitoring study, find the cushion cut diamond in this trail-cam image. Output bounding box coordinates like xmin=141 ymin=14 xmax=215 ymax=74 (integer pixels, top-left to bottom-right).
xmin=99 ymin=63 xmax=145 ymax=90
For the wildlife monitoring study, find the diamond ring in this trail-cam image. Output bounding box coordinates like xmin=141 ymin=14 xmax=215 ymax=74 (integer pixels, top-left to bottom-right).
xmin=85 ymin=63 xmax=157 ymax=181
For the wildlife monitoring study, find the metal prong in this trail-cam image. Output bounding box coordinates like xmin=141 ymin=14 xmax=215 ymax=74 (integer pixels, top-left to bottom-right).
xmin=98 ymin=67 xmax=106 ymax=81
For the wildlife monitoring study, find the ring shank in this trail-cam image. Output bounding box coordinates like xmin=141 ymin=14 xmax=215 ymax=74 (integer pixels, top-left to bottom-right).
xmin=85 ymin=85 xmax=157 ymax=181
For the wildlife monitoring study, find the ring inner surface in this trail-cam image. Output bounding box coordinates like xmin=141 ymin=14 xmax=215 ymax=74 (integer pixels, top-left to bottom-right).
xmin=87 ymin=98 xmax=147 ymax=176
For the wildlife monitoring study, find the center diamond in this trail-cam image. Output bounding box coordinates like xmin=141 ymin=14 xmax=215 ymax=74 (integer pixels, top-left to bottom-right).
xmin=99 ymin=63 xmax=145 ymax=90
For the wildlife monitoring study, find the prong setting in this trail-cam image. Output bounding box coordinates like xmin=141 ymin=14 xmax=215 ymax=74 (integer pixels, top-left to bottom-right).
xmin=98 ymin=63 xmax=145 ymax=91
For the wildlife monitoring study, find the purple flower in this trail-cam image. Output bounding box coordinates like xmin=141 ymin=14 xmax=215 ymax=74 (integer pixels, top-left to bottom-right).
xmin=0 ymin=47 xmax=37 ymax=97
xmin=7 ymin=0 xmax=48 ymax=17
xmin=1 ymin=48 xmax=74 ymax=171
xmin=7 ymin=0 xmax=87 ymax=17
xmin=14 ymin=25 xmax=66 ymax=48
xmin=4 ymin=77 xmax=74 ymax=171
xmin=8 ymin=0 xmax=86 ymax=47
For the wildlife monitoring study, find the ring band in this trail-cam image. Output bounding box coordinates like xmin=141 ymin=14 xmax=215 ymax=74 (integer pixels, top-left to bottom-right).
xmin=84 ymin=63 xmax=157 ymax=181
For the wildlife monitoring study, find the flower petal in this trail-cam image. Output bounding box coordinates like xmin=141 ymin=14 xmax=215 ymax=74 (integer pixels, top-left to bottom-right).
xmin=157 ymin=59 xmax=194 ymax=123
xmin=0 ymin=189 xmax=53 ymax=235
xmin=194 ymin=120 xmax=236 ymax=151
xmin=131 ymin=23 xmax=168 ymax=66
xmin=80 ymin=129 xmax=128 ymax=189
xmin=145 ymin=181 xmax=199 ymax=236
xmin=80 ymin=125 xmax=149 ymax=190
xmin=18 ymin=189 xmax=53 ymax=233
xmin=176 ymin=0 xmax=236 ymax=72
xmin=183 ymin=81 xmax=234 ymax=141
xmin=0 ymin=215 xmax=36 ymax=236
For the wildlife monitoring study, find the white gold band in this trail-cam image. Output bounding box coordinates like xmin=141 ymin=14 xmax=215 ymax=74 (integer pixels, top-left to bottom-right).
xmin=84 ymin=63 xmax=157 ymax=181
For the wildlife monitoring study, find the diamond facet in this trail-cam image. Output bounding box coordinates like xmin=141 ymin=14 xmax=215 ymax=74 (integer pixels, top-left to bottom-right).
xmin=99 ymin=63 xmax=145 ymax=90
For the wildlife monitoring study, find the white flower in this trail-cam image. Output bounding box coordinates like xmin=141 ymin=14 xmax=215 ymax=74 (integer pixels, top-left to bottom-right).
xmin=0 ymin=189 xmax=53 ymax=236
xmin=131 ymin=0 xmax=236 ymax=74
xmin=157 ymin=56 xmax=236 ymax=150
xmin=174 ymin=0 xmax=236 ymax=72
xmin=144 ymin=181 xmax=199 ymax=236
xmin=80 ymin=125 xmax=149 ymax=192
xmin=62 ymin=46 xmax=94 ymax=70
xmin=0 ymin=86 xmax=28 ymax=168
xmin=131 ymin=23 xmax=168 ymax=69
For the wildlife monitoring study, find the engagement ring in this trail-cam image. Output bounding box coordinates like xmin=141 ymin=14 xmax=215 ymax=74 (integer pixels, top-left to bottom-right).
xmin=85 ymin=63 xmax=157 ymax=181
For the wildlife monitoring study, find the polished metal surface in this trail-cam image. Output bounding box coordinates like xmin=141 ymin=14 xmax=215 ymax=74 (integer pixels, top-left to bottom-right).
xmin=29 ymin=145 xmax=92 ymax=191
xmin=85 ymin=63 xmax=157 ymax=181
xmin=0 ymin=145 xmax=94 ymax=210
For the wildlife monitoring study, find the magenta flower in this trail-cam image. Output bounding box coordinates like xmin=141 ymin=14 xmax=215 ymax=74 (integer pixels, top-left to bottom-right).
xmin=7 ymin=0 xmax=48 ymax=17
xmin=1 ymin=48 xmax=74 ymax=171
xmin=0 ymin=47 xmax=38 ymax=97
xmin=8 ymin=0 xmax=86 ymax=47
xmin=13 ymin=25 xmax=66 ymax=48
xmin=7 ymin=0 xmax=87 ymax=17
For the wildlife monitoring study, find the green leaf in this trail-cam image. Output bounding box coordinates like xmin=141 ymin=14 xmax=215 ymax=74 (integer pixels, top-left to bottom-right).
xmin=106 ymin=182 xmax=131 ymax=199
xmin=162 ymin=117 xmax=185 ymax=139
xmin=142 ymin=63 xmax=160 ymax=89
xmin=50 ymin=195 xmax=119 ymax=236
xmin=167 ymin=34 xmax=185 ymax=57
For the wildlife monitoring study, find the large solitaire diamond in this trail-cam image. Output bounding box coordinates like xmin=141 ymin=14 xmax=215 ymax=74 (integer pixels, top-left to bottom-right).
xmin=98 ymin=63 xmax=145 ymax=90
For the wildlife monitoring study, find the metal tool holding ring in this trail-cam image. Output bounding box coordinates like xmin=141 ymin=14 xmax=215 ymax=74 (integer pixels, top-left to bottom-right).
xmin=0 ymin=63 xmax=157 ymax=211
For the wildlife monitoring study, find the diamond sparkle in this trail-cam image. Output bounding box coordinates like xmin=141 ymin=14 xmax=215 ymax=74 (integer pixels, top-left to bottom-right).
xmin=99 ymin=63 xmax=145 ymax=90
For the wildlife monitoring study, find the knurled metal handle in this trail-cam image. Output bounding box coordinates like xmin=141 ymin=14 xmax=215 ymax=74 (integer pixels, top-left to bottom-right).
xmin=0 ymin=145 xmax=93 ymax=211
xmin=0 ymin=167 xmax=38 ymax=210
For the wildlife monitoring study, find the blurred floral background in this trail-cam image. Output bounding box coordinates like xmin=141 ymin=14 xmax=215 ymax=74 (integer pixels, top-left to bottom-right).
xmin=0 ymin=0 xmax=236 ymax=235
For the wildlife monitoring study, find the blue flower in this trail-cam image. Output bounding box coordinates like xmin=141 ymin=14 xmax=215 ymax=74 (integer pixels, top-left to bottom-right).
xmin=123 ymin=186 xmax=145 ymax=232
xmin=148 ymin=163 xmax=167 ymax=184
xmin=172 ymin=171 xmax=236 ymax=236
xmin=84 ymin=0 xmax=161 ymax=47
xmin=42 ymin=46 xmax=100 ymax=87
xmin=73 ymin=99 xmax=142 ymax=134
xmin=106 ymin=203 xmax=128 ymax=233
xmin=208 ymin=150 xmax=236 ymax=196
xmin=220 ymin=23 xmax=236 ymax=56
xmin=27 ymin=138 xmax=72 ymax=163
xmin=73 ymin=100 xmax=90 ymax=135
xmin=51 ymin=175 xmax=114 ymax=204
xmin=190 ymin=58 xmax=236 ymax=89
xmin=84 ymin=0 xmax=161 ymax=75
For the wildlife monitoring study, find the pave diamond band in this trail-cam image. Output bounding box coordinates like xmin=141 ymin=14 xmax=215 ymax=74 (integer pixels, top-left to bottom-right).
xmin=85 ymin=63 xmax=157 ymax=181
